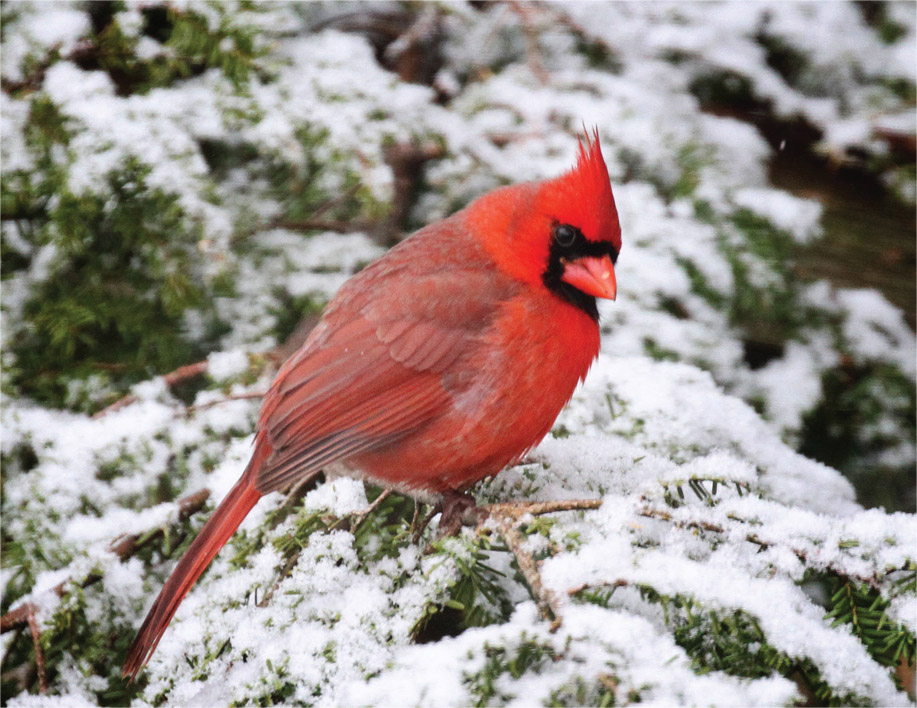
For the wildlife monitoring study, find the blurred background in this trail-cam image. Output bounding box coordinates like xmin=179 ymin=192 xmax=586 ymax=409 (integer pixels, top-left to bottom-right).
xmin=2 ymin=1 xmax=914 ymax=510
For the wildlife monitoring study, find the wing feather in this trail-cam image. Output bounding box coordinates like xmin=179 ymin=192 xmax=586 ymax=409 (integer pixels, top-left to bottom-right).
xmin=252 ymin=255 xmax=519 ymax=495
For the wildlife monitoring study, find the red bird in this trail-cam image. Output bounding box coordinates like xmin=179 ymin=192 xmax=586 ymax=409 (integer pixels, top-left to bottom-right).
xmin=123 ymin=131 xmax=621 ymax=677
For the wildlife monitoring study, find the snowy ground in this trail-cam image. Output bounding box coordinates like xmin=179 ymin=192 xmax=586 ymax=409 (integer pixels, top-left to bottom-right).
xmin=2 ymin=2 xmax=915 ymax=706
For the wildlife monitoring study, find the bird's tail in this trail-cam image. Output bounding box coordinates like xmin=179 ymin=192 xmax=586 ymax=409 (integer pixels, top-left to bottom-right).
xmin=122 ymin=474 xmax=261 ymax=679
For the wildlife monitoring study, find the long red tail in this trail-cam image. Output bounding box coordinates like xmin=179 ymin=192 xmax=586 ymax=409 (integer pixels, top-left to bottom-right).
xmin=122 ymin=475 xmax=261 ymax=679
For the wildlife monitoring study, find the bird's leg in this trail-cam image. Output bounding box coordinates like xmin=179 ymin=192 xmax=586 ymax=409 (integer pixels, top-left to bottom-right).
xmin=437 ymin=491 xmax=487 ymax=537
xmin=412 ymin=491 xmax=486 ymax=542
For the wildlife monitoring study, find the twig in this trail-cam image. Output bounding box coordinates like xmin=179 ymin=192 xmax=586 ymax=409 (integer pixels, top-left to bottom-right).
xmin=308 ymin=182 xmax=363 ymax=222
xmin=382 ymin=5 xmax=444 ymax=84
xmin=477 ymin=498 xmax=602 ymax=630
xmin=330 ymin=489 xmax=393 ymax=533
xmin=265 ymin=218 xmax=372 ymax=234
xmin=409 ymin=499 xmax=424 ymax=540
xmin=507 ymin=1 xmax=550 ymax=84
xmin=259 ymin=489 xmax=392 ymax=607
xmin=483 ymin=499 xmax=602 ymax=520
xmin=637 ymin=505 xmax=888 ymax=590
xmin=566 ymin=579 xmax=630 ymax=597
xmin=493 ymin=512 xmax=561 ymax=630
xmin=25 ymin=611 xmax=47 ymax=694
xmin=186 ymin=390 xmax=267 ymax=414
xmin=0 ymin=490 xmax=211 ymax=634
xmin=93 ymin=360 xmax=210 ymax=418
xmin=279 ymin=471 xmax=324 ymax=514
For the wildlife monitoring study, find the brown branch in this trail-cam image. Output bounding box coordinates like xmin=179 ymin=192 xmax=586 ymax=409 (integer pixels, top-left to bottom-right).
xmin=330 ymin=489 xmax=393 ymax=533
xmin=382 ymin=5 xmax=444 ymax=85
xmin=637 ymin=505 xmax=888 ymax=589
xmin=26 ymin=610 xmax=47 ymax=694
xmin=93 ymin=360 xmax=211 ymax=418
xmin=566 ymin=579 xmax=630 ymax=597
xmin=375 ymin=141 xmax=447 ymax=247
xmin=0 ymin=604 xmax=37 ymax=635
xmin=483 ymin=499 xmax=602 ymax=520
xmin=259 ymin=488 xmax=392 ymax=608
xmin=507 ymin=1 xmax=550 ymax=84
xmin=473 ymin=498 xmax=601 ymax=630
xmin=0 ymin=490 xmax=211 ymax=634
xmin=186 ymin=390 xmax=267 ymax=414
xmin=265 ymin=218 xmax=372 ymax=234
xmin=494 ymin=513 xmax=562 ymax=630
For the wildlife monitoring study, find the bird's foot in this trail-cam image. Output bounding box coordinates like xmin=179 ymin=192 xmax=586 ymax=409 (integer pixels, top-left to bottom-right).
xmin=415 ymin=496 xmax=603 ymax=631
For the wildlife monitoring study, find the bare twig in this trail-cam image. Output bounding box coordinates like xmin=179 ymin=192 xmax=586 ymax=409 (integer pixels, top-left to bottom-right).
xmin=382 ymin=5 xmax=444 ymax=85
xmin=266 ymin=218 xmax=372 ymax=234
xmin=279 ymin=471 xmax=324 ymax=513
xmin=0 ymin=490 xmax=211 ymax=634
xmin=331 ymin=489 xmax=393 ymax=533
xmin=637 ymin=505 xmax=889 ymax=589
xmin=493 ymin=512 xmax=561 ymax=630
xmin=566 ymin=579 xmax=630 ymax=597
xmin=507 ymin=1 xmax=550 ymax=84
xmin=186 ymin=390 xmax=267 ymax=414
xmin=25 ymin=611 xmax=47 ymax=694
xmin=260 ymin=489 xmax=392 ymax=607
xmin=93 ymin=361 xmax=211 ymax=418
xmin=409 ymin=499 xmax=424 ymax=539
xmin=478 ymin=498 xmax=603 ymax=630
xmin=483 ymin=499 xmax=602 ymax=520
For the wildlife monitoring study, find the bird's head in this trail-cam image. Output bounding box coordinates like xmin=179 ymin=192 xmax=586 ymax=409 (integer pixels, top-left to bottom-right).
xmin=468 ymin=130 xmax=621 ymax=320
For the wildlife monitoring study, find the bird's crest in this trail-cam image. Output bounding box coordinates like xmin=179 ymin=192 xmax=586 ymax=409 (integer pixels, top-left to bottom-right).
xmin=546 ymin=129 xmax=621 ymax=250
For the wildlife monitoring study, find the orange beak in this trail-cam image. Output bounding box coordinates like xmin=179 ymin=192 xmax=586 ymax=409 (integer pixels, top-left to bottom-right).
xmin=561 ymin=255 xmax=617 ymax=300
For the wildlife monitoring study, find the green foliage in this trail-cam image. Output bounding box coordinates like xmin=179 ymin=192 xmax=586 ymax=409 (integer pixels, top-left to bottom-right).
xmin=572 ymin=568 xmax=915 ymax=707
xmin=756 ymin=32 xmax=811 ymax=89
xmin=577 ymin=584 xmax=869 ymax=706
xmin=416 ymin=533 xmax=514 ymax=640
xmin=660 ymin=477 xmax=752 ymax=509
xmin=825 ymin=575 xmax=916 ymax=671
xmin=263 ymin=125 xmax=385 ymax=226
xmin=349 ymin=489 xmax=416 ymax=563
xmin=689 ymin=70 xmax=759 ymax=110
xmin=268 ymin=290 xmax=324 ymax=346
xmin=0 ymin=507 xmax=204 ymax=704
xmin=87 ymin=2 xmax=264 ymax=97
xmin=546 ymin=675 xmax=619 ymax=707
xmin=801 ymin=363 xmax=917 ymax=511
xmin=463 ymin=635 xmax=559 ymax=707
xmin=722 ymin=208 xmax=801 ymax=331
xmin=5 ymin=157 xmax=226 ymax=410
xmin=235 ymin=657 xmax=297 ymax=707
xmin=671 ymin=142 xmax=716 ymax=200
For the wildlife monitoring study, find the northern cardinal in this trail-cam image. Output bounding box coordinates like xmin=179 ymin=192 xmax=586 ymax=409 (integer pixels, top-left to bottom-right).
xmin=123 ymin=131 xmax=620 ymax=678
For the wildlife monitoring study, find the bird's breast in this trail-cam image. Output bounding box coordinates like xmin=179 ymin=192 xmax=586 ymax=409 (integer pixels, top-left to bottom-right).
xmin=351 ymin=288 xmax=601 ymax=494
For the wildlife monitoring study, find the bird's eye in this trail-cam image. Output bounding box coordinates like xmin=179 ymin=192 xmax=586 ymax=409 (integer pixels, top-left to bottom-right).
xmin=554 ymin=224 xmax=577 ymax=247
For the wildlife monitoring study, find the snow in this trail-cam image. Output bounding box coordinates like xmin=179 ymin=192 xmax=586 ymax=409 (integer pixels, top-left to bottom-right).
xmin=732 ymin=188 xmax=823 ymax=244
xmin=206 ymin=349 xmax=250 ymax=381
xmin=2 ymin=2 xmax=914 ymax=706
xmin=837 ymin=288 xmax=917 ymax=375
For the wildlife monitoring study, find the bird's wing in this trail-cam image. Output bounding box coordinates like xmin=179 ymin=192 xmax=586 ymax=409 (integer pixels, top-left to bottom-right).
xmin=253 ymin=266 xmax=513 ymax=494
